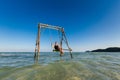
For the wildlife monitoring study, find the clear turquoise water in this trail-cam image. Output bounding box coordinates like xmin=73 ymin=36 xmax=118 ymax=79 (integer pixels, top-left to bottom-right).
xmin=0 ymin=52 xmax=120 ymax=80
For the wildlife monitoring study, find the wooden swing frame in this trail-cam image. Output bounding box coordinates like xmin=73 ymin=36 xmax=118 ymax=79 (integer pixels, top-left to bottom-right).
xmin=34 ymin=23 xmax=73 ymax=59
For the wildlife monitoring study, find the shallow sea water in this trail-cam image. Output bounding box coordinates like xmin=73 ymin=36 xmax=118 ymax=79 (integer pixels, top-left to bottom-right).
xmin=0 ymin=52 xmax=120 ymax=80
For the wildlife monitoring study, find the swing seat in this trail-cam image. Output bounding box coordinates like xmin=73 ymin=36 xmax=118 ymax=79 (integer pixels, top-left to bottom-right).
xmin=53 ymin=49 xmax=60 ymax=52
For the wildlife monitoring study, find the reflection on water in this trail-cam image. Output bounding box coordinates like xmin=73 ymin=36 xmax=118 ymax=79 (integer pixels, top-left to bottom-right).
xmin=0 ymin=52 xmax=120 ymax=80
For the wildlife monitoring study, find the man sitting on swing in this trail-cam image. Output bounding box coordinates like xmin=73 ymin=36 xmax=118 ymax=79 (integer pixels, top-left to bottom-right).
xmin=53 ymin=42 xmax=64 ymax=56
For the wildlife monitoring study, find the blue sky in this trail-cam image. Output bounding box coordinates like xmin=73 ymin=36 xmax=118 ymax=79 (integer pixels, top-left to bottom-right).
xmin=0 ymin=0 xmax=120 ymax=52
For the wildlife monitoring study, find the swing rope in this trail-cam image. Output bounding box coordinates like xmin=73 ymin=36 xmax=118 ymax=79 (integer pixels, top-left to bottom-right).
xmin=49 ymin=29 xmax=53 ymax=48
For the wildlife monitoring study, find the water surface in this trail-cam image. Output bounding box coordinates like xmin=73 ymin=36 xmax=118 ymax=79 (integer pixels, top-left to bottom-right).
xmin=0 ymin=52 xmax=120 ymax=80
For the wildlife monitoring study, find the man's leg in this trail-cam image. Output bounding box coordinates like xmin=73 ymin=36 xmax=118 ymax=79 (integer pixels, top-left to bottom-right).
xmin=59 ymin=48 xmax=63 ymax=56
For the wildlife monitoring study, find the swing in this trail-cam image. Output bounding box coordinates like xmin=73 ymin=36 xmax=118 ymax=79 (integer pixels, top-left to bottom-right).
xmin=34 ymin=23 xmax=73 ymax=58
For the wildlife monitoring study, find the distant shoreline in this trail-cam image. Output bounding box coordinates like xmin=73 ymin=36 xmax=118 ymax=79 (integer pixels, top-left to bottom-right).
xmin=87 ymin=47 xmax=120 ymax=52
